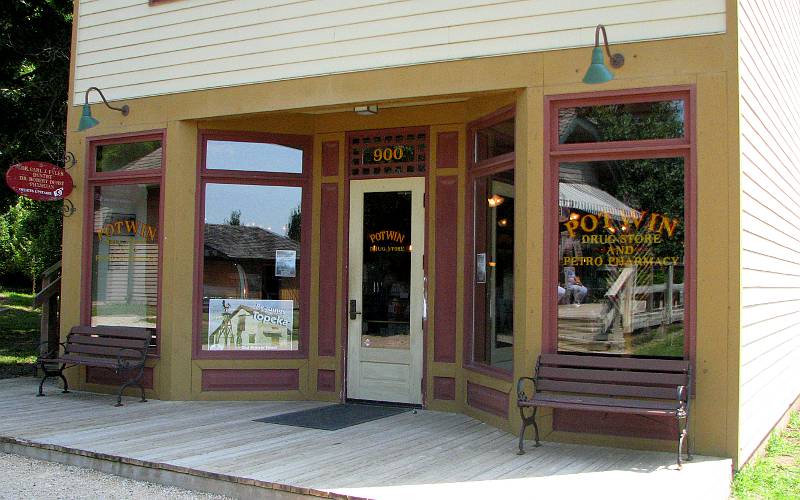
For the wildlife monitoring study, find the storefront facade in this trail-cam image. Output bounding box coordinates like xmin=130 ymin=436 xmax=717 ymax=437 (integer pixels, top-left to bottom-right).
xmin=57 ymin=0 xmax=800 ymax=469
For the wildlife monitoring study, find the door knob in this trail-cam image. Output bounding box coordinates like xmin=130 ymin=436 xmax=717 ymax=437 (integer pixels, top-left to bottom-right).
xmin=349 ymin=299 xmax=362 ymax=320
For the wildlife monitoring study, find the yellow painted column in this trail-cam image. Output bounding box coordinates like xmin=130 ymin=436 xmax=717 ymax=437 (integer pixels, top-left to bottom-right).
xmin=158 ymin=120 xmax=198 ymax=400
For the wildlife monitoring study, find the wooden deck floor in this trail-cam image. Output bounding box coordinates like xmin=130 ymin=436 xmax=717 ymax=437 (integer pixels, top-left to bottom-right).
xmin=0 ymin=378 xmax=731 ymax=499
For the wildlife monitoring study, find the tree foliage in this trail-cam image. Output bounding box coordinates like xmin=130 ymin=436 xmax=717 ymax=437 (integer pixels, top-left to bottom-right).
xmin=0 ymin=0 xmax=71 ymax=286
xmin=225 ymin=209 xmax=241 ymax=226
xmin=287 ymin=207 xmax=301 ymax=242
xmin=0 ymin=197 xmax=62 ymax=291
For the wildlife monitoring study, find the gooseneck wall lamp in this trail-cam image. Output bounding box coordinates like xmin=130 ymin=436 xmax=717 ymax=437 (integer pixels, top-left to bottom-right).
xmin=583 ymin=25 xmax=625 ymax=84
xmin=78 ymin=87 xmax=130 ymax=131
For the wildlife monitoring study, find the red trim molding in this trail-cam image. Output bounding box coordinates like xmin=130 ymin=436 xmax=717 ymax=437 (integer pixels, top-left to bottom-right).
xmin=318 ymin=183 xmax=339 ymax=357
xmin=434 ymin=176 xmax=458 ymax=363
xmin=553 ymin=409 xmax=676 ymax=440
xmin=316 ymin=369 xmax=336 ymax=392
xmin=86 ymin=366 xmax=154 ymax=390
xmin=466 ymin=381 xmax=508 ymax=418
xmin=322 ymin=141 xmax=339 ymax=177
xmin=201 ymin=369 xmax=300 ymax=391
xmin=433 ymin=376 xmax=456 ymax=400
xmin=436 ymin=132 xmax=459 ymax=169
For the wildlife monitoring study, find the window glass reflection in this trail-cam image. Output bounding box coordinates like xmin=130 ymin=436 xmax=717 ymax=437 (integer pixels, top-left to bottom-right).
xmin=556 ymin=158 xmax=685 ymax=358
xmin=91 ymin=184 xmax=159 ymax=334
xmin=206 ymin=140 xmax=303 ymax=173
xmin=95 ymin=141 xmax=161 ymax=173
xmin=475 ymin=118 xmax=514 ymax=162
xmin=201 ymin=184 xmax=302 ymax=351
xmin=558 ymin=100 xmax=684 ymax=144
xmin=473 ymin=169 xmax=514 ymax=369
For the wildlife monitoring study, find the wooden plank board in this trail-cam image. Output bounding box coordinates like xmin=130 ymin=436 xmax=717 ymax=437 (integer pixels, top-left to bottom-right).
xmin=0 ymin=377 xmax=730 ymax=498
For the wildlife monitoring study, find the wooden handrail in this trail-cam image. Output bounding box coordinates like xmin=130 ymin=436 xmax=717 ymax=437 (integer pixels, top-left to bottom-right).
xmin=33 ymin=275 xmax=61 ymax=307
xmin=40 ymin=260 xmax=62 ymax=280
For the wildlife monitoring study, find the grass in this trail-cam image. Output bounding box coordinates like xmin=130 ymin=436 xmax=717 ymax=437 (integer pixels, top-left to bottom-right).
xmin=0 ymin=288 xmax=40 ymax=375
xmin=732 ymin=411 xmax=800 ymax=499
xmin=631 ymin=324 xmax=685 ymax=357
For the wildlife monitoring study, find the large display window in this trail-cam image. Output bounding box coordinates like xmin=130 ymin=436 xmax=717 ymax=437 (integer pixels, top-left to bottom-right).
xmin=546 ymin=88 xmax=695 ymax=360
xmin=83 ymin=132 xmax=164 ymax=349
xmin=194 ymin=132 xmax=312 ymax=359
xmin=466 ymin=105 xmax=516 ymax=375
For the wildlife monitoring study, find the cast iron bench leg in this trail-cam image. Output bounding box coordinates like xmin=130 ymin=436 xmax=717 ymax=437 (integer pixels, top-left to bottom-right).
xmin=60 ymin=373 xmax=69 ymax=394
xmin=517 ymin=405 xmax=541 ymax=455
xmin=37 ymin=363 xmax=66 ymax=397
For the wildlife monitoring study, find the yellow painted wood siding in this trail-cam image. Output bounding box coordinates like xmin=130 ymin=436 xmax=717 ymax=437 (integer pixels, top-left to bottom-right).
xmin=75 ymin=0 xmax=725 ymax=103
xmin=738 ymin=0 xmax=800 ymax=463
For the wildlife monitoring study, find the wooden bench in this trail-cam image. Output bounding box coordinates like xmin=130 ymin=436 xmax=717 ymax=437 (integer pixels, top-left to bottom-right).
xmin=37 ymin=326 xmax=150 ymax=407
xmin=517 ymin=353 xmax=692 ymax=467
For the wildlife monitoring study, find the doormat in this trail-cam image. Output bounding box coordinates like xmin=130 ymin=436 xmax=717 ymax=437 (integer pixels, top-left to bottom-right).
xmin=254 ymin=403 xmax=409 ymax=431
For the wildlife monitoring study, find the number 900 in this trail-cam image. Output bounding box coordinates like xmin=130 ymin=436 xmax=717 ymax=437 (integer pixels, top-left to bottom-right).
xmin=373 ymin=146 xmax=405 ymax=163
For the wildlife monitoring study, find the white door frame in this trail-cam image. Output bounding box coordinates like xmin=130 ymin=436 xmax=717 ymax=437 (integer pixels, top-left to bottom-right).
xmin=346 ymin=177 xmax=425 ymax=405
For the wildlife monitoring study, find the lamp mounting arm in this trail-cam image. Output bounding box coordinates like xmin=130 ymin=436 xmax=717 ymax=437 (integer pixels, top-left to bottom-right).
xmin=593 ymin=25 xmax=625 ymax=69
xmin=84 ymin=87 xmax=129 ymax=116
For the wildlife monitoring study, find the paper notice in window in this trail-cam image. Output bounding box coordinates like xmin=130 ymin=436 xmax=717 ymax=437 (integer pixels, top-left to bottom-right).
xmin=275 ymin=250 xmax=297 ymax=277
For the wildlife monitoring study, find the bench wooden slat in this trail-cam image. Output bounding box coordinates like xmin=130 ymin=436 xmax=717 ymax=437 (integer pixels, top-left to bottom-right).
xmin=523 ymin=400 xmax=679 ymax=416
xmin=64 ymin=343 xmax=142 ymax=359
xmin=68 ymin=335 xmax=147 ymax=350
xmin=56 ymin=355 xmax=120 ymax=369
xmin=536 ymin=379 xmax=681 ymax=400
xmin=538 ymin=366 xmax=688 ymax=386
xmin=68 ymin=325 xmax=152 ymax=341
xmin=539 ymin=353 xmax=689 ymax=373
xmin=530 ymin=393 xmax=680 ymax=412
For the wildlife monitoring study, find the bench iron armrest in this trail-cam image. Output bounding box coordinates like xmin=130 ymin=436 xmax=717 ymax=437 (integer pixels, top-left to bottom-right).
xmin=116 ymin=348 xmax=147 ymax=371
xmin=517 ymin=376 xmax=537 ymax=402
xmin=36 ymin=340 xmax=66 ymax=360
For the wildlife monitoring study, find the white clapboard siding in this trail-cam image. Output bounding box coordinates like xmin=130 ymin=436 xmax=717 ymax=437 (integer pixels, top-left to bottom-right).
xmin=738 ymin=0 xmax=800 ymax=464
xmin=73 ymin=0 xmax=726 ymax=104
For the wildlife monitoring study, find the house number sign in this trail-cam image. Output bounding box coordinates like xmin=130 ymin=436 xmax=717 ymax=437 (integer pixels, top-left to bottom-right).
xmin=364 ymin=145 xmax=414 ymax=165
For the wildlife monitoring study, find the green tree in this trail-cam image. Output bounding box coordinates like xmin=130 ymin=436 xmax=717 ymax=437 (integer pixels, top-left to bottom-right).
xmin=0 ymin=0 xmax=73 ymax=209
xmin=0 ymin=0 xmax=72 ymax=287
xmin=287 ymin=207 xmax=301 ymax=242
xmin=0 ymin=197 xmax=62 ymax=292
xmin=225 ymin=209 xmax=241 ymax=226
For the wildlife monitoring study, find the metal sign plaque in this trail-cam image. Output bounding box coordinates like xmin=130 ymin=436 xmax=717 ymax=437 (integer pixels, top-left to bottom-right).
xmin=5 ymin=161 xmax=74 ymax=201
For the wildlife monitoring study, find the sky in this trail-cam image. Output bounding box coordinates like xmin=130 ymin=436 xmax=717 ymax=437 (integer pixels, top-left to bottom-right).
xmin=204 ymin=141 xmax=303 ymax=234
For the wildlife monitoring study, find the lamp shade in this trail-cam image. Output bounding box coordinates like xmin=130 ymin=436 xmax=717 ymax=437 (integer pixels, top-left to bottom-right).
xmin=77 ymin=104 xmax=100 ymax=131
xmin=582 ymin=46 xmax=614 ymax=84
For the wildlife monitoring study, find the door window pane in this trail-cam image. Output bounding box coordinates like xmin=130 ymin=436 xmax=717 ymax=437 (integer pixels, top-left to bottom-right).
xmin=201 ymin=184 xmax=302 ymax=351
xmin=95 ymin=141 xmax=161 ymax=173
xmin=473 ymin=170 xmax=514 ymax=369
xmin=91 ymin=184 xmax=159 ymax=331
xmin=206 ymin=140 xmax=303 ymax=173
xmin=361 ymin=191 xmax=412 ymax=350
xmin=556 ymin=158 xmax=685 ymax=357
xmin=558 ymin=100 xmax=684 ymax=144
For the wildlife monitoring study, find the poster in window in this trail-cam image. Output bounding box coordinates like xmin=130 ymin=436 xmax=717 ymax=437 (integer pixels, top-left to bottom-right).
xmin=275 ymin=250 xmax=297 ymax=277
xmin=207 ymin=299 xmax=295 ymax=350
xmin=476 ymin=253 xmax=487 ymax=283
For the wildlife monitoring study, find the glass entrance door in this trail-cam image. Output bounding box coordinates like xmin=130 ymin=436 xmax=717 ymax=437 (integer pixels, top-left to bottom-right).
xmin=347 ymin=177 xmax=425 ymax=404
